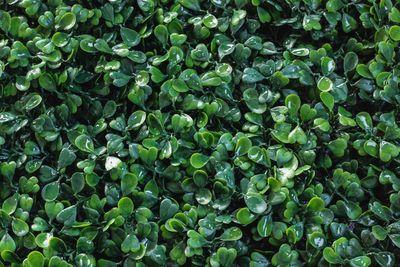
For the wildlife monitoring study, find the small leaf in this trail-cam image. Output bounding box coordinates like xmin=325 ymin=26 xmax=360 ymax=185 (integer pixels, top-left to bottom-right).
xmin=41 ymin=181 xmax=60 ymax=202
xmin=257 ymin=216 xmax=273 ymax=237
xmin=244 ymin=192 xmax=267 ymax=214
xmin=242 ymin=68 xmax=264 ymax=83
xmin=179 ymin=0 xmax=201 ymax=11
xmin=190 ymin=153 xmax=209 ymax=168
xmin=220 ymin=227 xmax=243 ymax=241
xmin=12 ymin=218 xmax=29 ymax=237
xmin=235 ymin=137 xmax=252 ymax=156
xmin=0 ymin=233 xmax=16 ymax=252
xmin=172 ymin=79 xmax=189 ymax=93
xmin=56 ymin=205 xmax=77 ymax=226
xmin=309 ymin=232 xmax=325 ymax=248
xmin=389 ymin=234 xmax=400 ymax=248
xmin=257 ymin=7 xmax=271 ymax=23
xmin=58 ymin=148 xmax=76 ymax=169
xmin=128 ymin=110 xmax=146 ymax=129
xmin=285 ymin=94 xmax=301 ymax=115
xmin=356 ymin=112 xmax=373 ymax=131
xmin=75 ymin=135 xmax=94 ymax=153
xmin=236 ymin=208 xmax=256 ymax=225
xmin=389 ymin=25 xmax=400 ymax=41
xmin=372 ymin=225 xmax=388 ymax=241
xmin=307 ymin=197 xmax=325 ymax=212
xmin=349 ymin=256 xmax=371 ymax=267
xmin=317 ymin=77 xmax=333 ymax=92
xmin=57 ymin=12 xmax=76 ymax=31
xmin=154 ymin=25 xmax=168 ymax=45
xmin=323 ymin=247 xmax=343 ymax=264
xmin=27 ymin=251 xmax=45 ymax=267
xmin=344 ymin=52 xmax=358 ymax=73
xmin=121 ymin=234 xmax=140 ymax=253
xmin=118 ymin=197 xmax=134 ymax=216
xmin=320 ymin=91 xmax=334 ymax=111
xmin=2 ymin=193 xmax=18 ymax=215
xmin=120 ymin=27 xmax=140 ymax=47
xmin=160 ymin=199 xmax=179 ymax=221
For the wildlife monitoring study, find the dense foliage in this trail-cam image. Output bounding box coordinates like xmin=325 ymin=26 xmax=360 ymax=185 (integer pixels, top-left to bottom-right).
xmin=0 ymin=0 xmax=400 ymax=266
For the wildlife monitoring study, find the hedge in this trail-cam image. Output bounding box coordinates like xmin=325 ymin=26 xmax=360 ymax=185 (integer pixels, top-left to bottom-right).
xmin=0 ymin=0 xmax=400 ymax=266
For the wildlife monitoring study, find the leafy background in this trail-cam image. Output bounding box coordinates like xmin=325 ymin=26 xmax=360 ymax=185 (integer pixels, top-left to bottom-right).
xmin=0 ymin=0 xmax=400 ymax=266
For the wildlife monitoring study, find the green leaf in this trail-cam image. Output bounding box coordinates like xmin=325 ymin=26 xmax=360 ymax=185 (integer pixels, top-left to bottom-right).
xmin=307 ymin=197 xmax=325 ymax=212
xmin=220 ymin=227 xmax=242 ymax=241
xmin=300 ymin=104 xmax=317 ymax=121
xmin=356 ymin=112 xmax=373 ymax=131
xmin=216 ymin=247 xmax=237 ymax=267
xmin=57 ymin=12 xmax=76 ymax=31
xmin=285 ymin=94 xmax=301 ymax=115
xmin=389 ymin=25 xmax=400 ymax=41
xmin=257 ymin=215 xmax=273 ymax=237
xmin=190 ymin=153 xmax=209 ymax=168
xmin=75 ymin=135 xmax=94 ymax=153
xmin=121 ymin=173 xmax=138 ymax=196
xmin=2 ymin=193 xmax=18 ymax=215
xmin=160 ymin=199 xmax=179 ymax=220
xmin=317 ymin=77 xmax=333 ymax=92
xmin=390 ymin=7 xmax=400 ymax=23
xmin=27 ymin=251 xmax=45 ymax=267
xmin=235 ymin=137 xmax=252 ymax=156
xmin=242 ymin=68 xmax=264 ymax=83
xmin=257 ymin=7 xmax=271 ymax=23
xmin=71 ymin=172 xmax=84 ymax=194
xmin=191 ymin=44 xmax=209 ymax=62
xmin=58 ymin=148 xmax=76 ymax=169
xmin=203 ymin=14 xmax=218 ymax=28
xmin=52 ymin=32 xmax=69 ymax=47
xmin=118 ymin=197 xmax=134 ymax=216
xmin=0 ymin=112 xmax=16 ymax=123
xmin=12 ymin=218 xmax=29 ymax=237
xmin=179 ymin=0 xmax=201 ymax=11
xmin=56 ymin=205 xmax=77 ymax=226
xmin=328 ymin=138 xmax=347 ymax=157
xmin=321 ymin=57 xmax=335 ymax=75
xmin=342 ymin=13 xmax=357 ymax=33
xmin=379 ymin=141 xmax=399 ymax=162
xmin=389 ymin=234 xmax=400 ymax=248
xmin=349 ymin=256 xmax=371 ymax=267
xmin=320 ymin=91 xmax=334 ymax=111
xmin=128 ymin=110 xmax=146 ymax=129
xmin=374 ymin=252 xmax=395 ymax=267
xmin=345 ymin=201 xmax=362 ymax=219
xmin=323 ymin=247 xmax=343 ymax=264
xmin=154 ymin=25 xmax=168 ymax=45
xmin=0 ymin=233 xmax=16 ymax=252
xmin=0 ymin=11 xmax=11 ymax=33
xmin=372 ymin=225 xmax=388 ymax=241
xmin=344 ymin=52 xmax=358 ymax=73
xmin=39 ymin=73 xmax=57 ymax=91
xmin=42 ymin=181 xmax=60 ymax=202
xmin=121 ymin=234 xmax=140 ymax=253
xmin=24 ymin=93 xmax=42 ymax=111
xmin=236 ymin=208 xmax=256 ymax=225
xmin=364 ymin=139 xmax=378 ymax=157
xmin=120 ymin=27 xmax=140 ymax=47
xmin=172 ymin=79 xmax=189 ymax=93
xmin=244 ymin=192 xmax=267 ymax=214
xmin=370 ymin=202 xmax=392 ymax=222
xmin=309 ymin=232 xmax=325 ymax=248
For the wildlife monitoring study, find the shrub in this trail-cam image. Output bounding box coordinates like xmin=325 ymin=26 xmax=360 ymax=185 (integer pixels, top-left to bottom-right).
xmin=0 ymin=0 xmax=400 ymax=266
